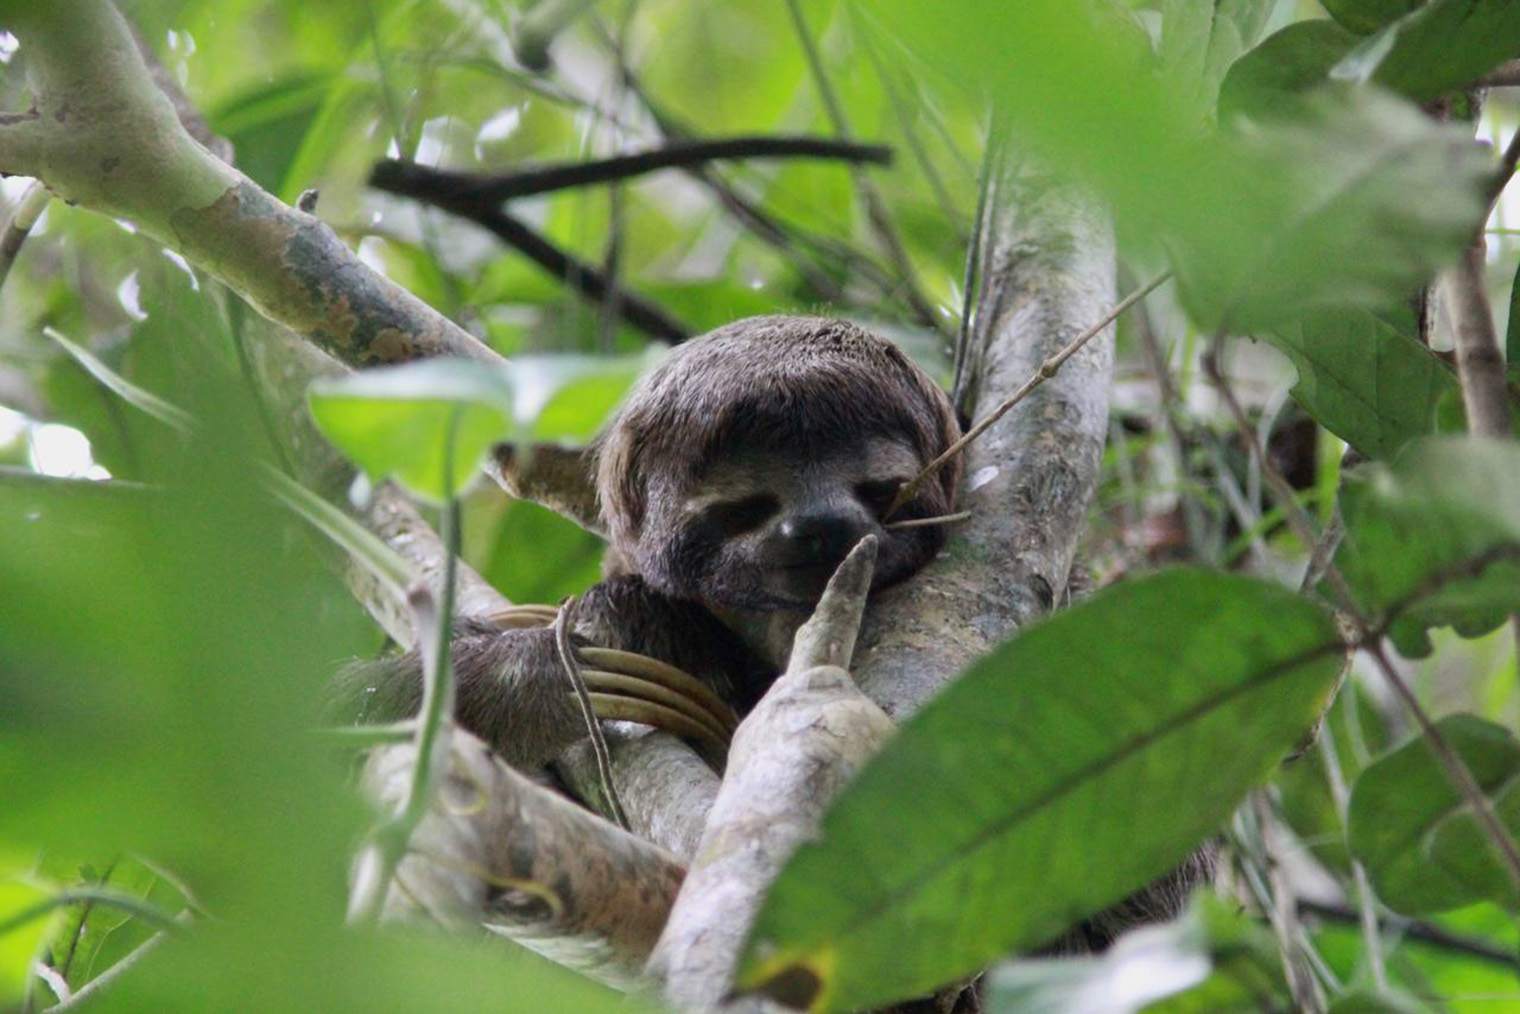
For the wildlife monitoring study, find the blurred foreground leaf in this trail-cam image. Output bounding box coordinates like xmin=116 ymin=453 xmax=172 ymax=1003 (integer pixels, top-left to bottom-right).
xmin=1217 ymin=21 xmax=1359 ymax=123
xmin=876 ymin=2 xmax=1486 ymax=333
xmin=735 ymin=570 xmax=1343 ymax=1013
xmin=0 ymin=878 xmax=57 ymax=1007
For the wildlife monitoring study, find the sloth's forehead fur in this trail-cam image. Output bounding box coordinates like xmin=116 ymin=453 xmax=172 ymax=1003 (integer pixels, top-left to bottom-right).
xmin=595 ymin=314 xmax=962 ymax=539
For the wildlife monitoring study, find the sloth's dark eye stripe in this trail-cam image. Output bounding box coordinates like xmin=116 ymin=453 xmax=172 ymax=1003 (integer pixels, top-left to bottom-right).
xmin=703 ymin=494 xmax=780 ymax=535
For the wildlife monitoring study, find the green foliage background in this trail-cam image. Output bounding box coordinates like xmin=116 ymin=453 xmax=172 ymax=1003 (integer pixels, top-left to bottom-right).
xmin=2 ymin=1 xmax=1519 ymax=1012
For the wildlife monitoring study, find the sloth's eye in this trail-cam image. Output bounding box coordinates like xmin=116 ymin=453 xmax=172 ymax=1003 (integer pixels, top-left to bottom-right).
xmin=856 ymin=479 xmax=908 ymax=516
xmin=704 ymin=494 xmax=779 ymax=536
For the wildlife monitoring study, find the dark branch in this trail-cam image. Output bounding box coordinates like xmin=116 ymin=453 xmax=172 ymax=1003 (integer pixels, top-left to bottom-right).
xmin=1297 ymin=900 xmax=1520 ymax=972
xmin=370 ymin=135 xmax=892 ymax=205
xmin=373 ymin=183 xmax=691 ymax=343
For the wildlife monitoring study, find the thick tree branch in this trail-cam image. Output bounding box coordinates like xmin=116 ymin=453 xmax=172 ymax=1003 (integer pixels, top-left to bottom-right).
xmin=0 ymin=0 xmax=601 ymax=523
xmin=855 ymin=161 xmax=1117 ymax=719
xmin=370 ymin=136 xmax=892 ymax=205
xmin=648 ymin=538 xmax=895 ymax=1012
xmin=0 ymin=0 xmax=494 ymax=367
xmin=361 ymin=728 xmax=685 ymax=989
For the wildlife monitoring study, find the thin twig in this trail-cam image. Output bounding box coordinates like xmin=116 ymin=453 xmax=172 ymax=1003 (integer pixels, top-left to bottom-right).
xmin=882 ymin=510 xmax=970 ymax=531
xmin=371 ymin=136 xmax=893 ymax=205
xmin=0 ymin=888 xmax=182 ymax=939
xmin=887 ymin=272 xmax=1171 ymax=518
xmin=1316 ymin=724 xmax=1387 ymax=991
xmin=348 ymin=417 xmax=464 ymax=923
xmin=1243 ymin=795 xmax=1327 ymax=1014
xmin=554 ymin=594 xmax=630 ymax=831
xmin=373 ymin=190 xmax=690 ymax=343
xmin=1297 ymin=899 xmax=1520 ymax=971
xmin=951 ymin=127 xmax=996 ymax=416
xmin=49 ymin=915 xmax=190 ymax=1012
xmin=1485 ymin=124 xmax=1520 ymax=218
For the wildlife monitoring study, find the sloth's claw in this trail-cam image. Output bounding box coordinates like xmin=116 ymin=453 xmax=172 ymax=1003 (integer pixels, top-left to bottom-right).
xmin=488 ymin=603 xmax=739 ymax=749
xmin=579 ymin=689 xmax=728 ymax=749
xmin=577 ymin=647 xmax=739 ymax=734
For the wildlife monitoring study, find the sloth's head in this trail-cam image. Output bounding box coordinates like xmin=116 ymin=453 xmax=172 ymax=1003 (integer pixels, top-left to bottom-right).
xmin=597 ymin=315 xmax=961 ymax=611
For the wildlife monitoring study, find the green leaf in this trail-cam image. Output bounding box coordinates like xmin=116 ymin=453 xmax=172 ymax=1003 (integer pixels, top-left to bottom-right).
xmin=735 ymin=570 xmax=1343 ymax=1013
xmin=1180 ymin=89 xmax=1488 ymax=331
xmin=309 ymin=359 xmax=515 ymax=503
xmin=1335 ymin=438 xmax=1520 ymax=656
xmin=1321 ymin=0 xmax=1423 ymax=35
xmin=42 ymin=327 xmax=195 ymax=432
xmin=1332 ymin=0 xmax=1520 ymax=102
xmin=46 ymin=857 xmax=161 ymax=990
xmin=1262 ymin=309 xmax=1458 ymax=459
xmin=0 ymin=878 xmax=57 ymax=1006
xmin=209 ymin=73 xmax=333 ymax=194
xmin=1157 ymin=0 xmax=1278 ymax=123
xmin=1348 ymin=715 xmax=1520 ymax=915
xmin=308 ymin=352 xmax=653 ymax=503
xmin=1217 ymin=21 xmax=1360 ymax=123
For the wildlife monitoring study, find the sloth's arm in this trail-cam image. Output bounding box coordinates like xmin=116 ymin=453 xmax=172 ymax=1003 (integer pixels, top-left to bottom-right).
xmin=329 ymin=575 xmax=756 ymax=770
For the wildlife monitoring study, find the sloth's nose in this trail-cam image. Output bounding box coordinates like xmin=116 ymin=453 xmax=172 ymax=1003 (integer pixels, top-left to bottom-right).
xmin=777 ymin=511 xmax=868 ymax=568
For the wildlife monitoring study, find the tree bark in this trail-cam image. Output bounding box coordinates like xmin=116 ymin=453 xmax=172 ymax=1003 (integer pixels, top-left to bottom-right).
xmin=856 ymin=162 xmax=1116 ymax=719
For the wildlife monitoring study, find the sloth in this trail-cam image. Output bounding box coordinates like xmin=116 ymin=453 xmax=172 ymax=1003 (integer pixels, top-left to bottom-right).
xmin=335 ymin=314 xmax=962 ymax=770
xmin=333 ymin=313 xmax=1210 ymax=952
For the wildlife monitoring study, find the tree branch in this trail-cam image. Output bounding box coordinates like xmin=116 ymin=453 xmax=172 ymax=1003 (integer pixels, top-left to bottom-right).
xmin=648 ymin=538 xmax=895 ymax=1011
xmin=371 ymin=186 xmax=691 ymax=344
xmin=369 ymin=136 xmax=892 ymax=206
xmin=1441 ymin=242 xmax=1512 ymax=439
xmin=855 ymin=159 xmax=1118 ymax=719
xmin=360 ymin=728 xmax=685 ymax=989
xmin=0 ymin=0 xmax=495 ymax=367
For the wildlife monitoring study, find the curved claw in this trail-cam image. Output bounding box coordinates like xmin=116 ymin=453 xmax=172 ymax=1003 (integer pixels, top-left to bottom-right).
xmin=489 ymin=604 xmax=562 ymax=629
xmin=578 ymin=647 xmax=739 ymax=735
xmin=488 ymin=603 xmax=739 ymax=749
xmin=582 ymin=692 xmax=728 ymax=749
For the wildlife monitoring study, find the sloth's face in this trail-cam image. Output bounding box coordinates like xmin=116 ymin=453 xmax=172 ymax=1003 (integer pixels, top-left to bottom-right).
xmin=635 ymin=436 xmax=947 ymax=611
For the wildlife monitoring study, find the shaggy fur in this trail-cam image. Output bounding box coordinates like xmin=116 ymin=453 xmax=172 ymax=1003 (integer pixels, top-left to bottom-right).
xmin=334 ymin=315 xmax=961 ymax=764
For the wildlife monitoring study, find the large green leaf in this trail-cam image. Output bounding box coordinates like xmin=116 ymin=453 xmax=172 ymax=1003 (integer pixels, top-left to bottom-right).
xmin=1262 ymin=309 xmax=1458 ymax=459
xmin=734 ymin=570 xmax=1343 ymax=1013
xmin=1217 ymin=21 xmax=1359 ymax=123
xmin=308 ymin=352 xmax=653 ymax=503
xmin=1333 ymin=0 xmax=1520 ymax=102
xmin=1335 ymin=438 xmax=1520 ymax=656
xmin=1348 ymin=714 xmax=1520 ymax=916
